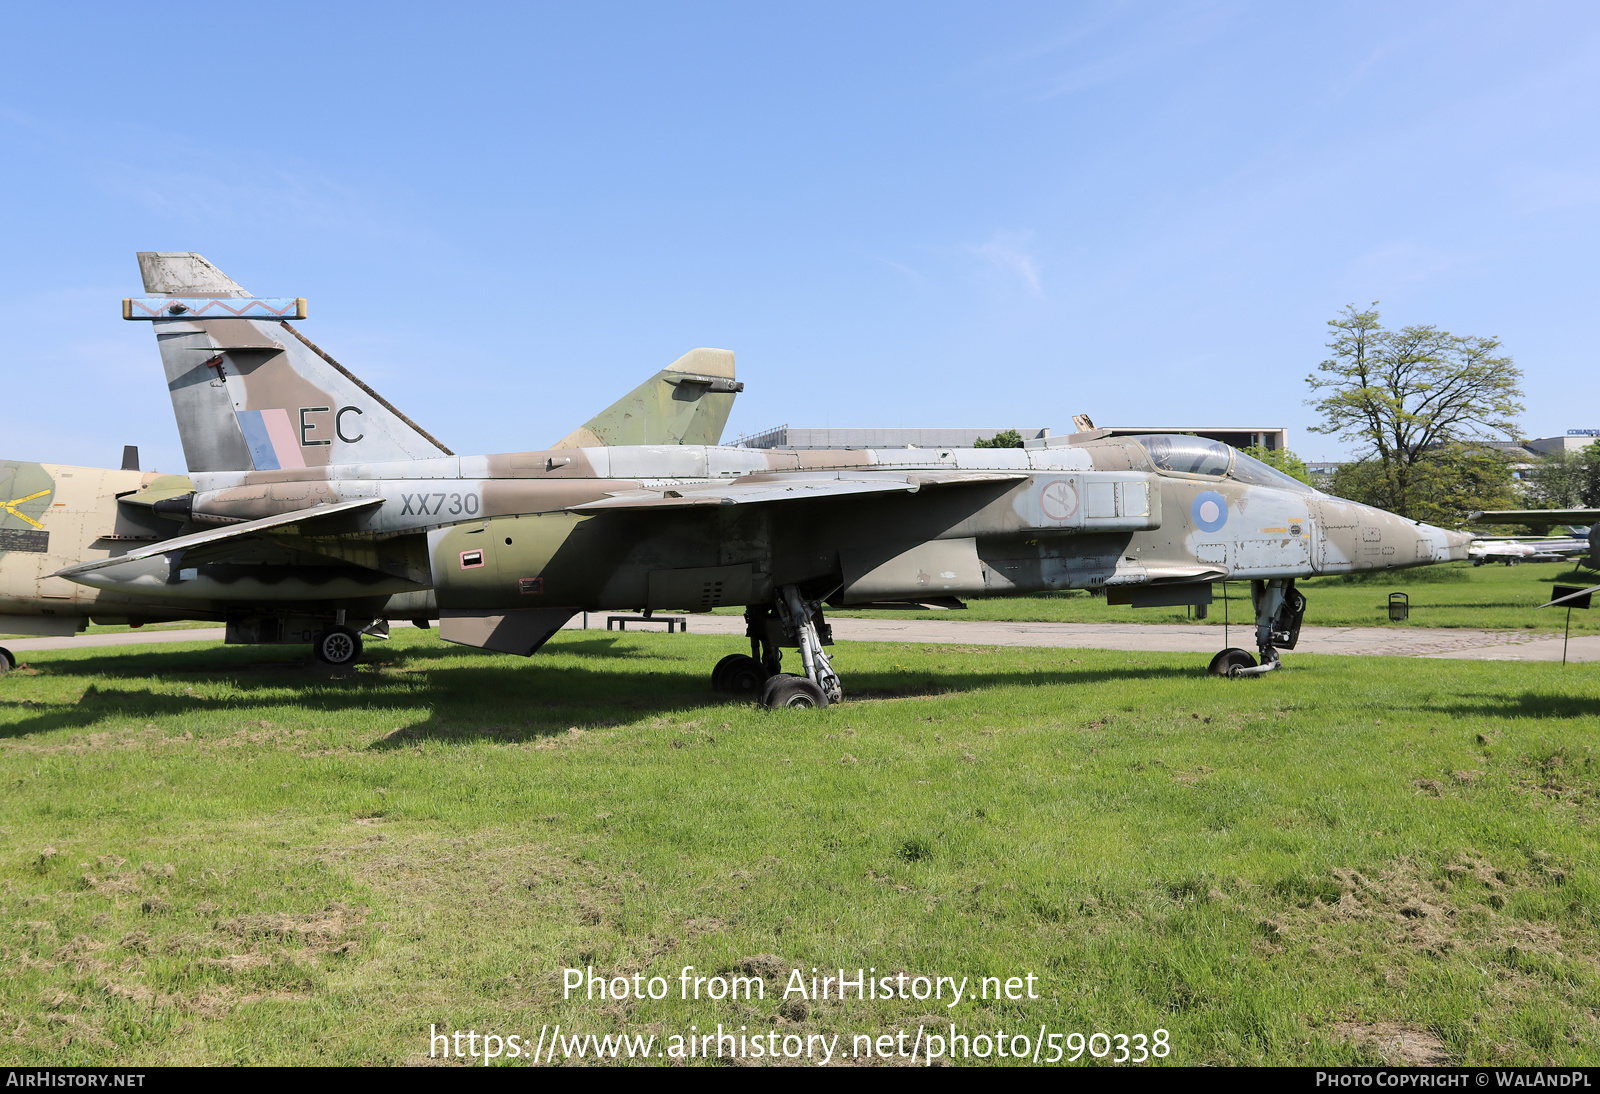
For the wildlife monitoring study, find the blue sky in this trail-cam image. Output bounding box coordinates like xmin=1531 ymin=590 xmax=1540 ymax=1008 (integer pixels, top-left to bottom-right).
xmin=2 ymin=1 xmax=1596 ymax=470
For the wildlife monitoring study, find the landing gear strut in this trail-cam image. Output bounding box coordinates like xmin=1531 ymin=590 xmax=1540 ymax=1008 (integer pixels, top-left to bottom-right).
xmin=1208 ymin=579 xmax=1305 ymax=678
xmin=719 ymin=585 xmax=842 ymax=708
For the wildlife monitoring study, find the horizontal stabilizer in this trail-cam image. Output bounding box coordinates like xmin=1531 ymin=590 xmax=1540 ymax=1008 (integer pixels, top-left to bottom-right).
xmin=55 ymin=497 xmax=383 ymax=578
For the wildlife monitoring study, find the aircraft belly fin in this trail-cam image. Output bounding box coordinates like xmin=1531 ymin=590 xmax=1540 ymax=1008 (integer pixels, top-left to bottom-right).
xmin=438 ymin=608 xmax=576 ymax=656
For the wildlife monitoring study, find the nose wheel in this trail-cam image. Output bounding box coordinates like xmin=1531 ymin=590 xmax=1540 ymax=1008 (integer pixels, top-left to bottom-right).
xmin=1213 ymin=580 xmax=1304 ymax=678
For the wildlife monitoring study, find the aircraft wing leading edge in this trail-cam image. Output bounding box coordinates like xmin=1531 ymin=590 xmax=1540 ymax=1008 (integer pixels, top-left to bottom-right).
xmin=567 ymin=472 xmax=1030 ymax=513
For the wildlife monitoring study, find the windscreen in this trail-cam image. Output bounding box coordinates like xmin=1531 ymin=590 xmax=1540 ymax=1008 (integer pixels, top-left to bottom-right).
xmin=1132 ymin=435 xmax=1231 ymax=478
xmin=1229 ymin=448 xmax=1321 ymax=494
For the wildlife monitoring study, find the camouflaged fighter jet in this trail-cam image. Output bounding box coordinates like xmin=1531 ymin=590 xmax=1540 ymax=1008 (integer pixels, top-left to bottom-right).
xmin=54 ymin=252 xmax=1471 ymax=707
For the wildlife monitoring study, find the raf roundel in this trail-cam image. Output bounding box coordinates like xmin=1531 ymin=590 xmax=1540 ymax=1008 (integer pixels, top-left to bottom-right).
xmin=1191 ymin=490 xmax=1228 ymax=533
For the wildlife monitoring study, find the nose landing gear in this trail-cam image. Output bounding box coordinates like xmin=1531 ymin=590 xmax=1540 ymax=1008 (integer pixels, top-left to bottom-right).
xmin=1209 ymin=579 xmax=1305 ymax=678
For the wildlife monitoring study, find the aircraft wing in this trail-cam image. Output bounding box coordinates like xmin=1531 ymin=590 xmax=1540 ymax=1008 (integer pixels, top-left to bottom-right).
xmin=54 ymin=497 xmax=384 ymax=577
xmin=1469 ymin=509 xmax=1600 ymax=524
xmin=567 ymin=472 xmax=1028 ymax=513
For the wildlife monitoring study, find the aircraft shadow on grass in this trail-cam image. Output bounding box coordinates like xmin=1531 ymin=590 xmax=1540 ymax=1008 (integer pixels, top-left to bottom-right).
xmin=0 ymin=636 xmax=1194 ymax=745
xmin=0 ymin=636 xmax=1190 ymax=748
xmin=1416 ymin=690 xmax=1599 ymax=721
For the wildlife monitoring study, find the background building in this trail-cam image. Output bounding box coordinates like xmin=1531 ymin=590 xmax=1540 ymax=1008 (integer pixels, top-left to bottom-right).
xmin=737 ymin=424 xmax=1288 ymax=451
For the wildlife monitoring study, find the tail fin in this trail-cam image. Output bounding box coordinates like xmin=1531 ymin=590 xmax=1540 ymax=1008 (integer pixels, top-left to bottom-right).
xmin=132 ymin=252 xmax=451 ymax=474
xmin=551 ymin=348 xmax=742 ymax=448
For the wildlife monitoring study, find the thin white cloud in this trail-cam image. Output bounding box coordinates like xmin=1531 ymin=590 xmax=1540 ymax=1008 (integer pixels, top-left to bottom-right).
xmin=973 ymin=230 xmax=1043 ymax=296
xmin=864 ymin=251 xmax=927 ymax=285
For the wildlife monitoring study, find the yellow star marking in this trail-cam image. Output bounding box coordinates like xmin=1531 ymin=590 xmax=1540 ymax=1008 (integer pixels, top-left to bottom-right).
xmin=1 ymin=490 xmax=51 ymax=529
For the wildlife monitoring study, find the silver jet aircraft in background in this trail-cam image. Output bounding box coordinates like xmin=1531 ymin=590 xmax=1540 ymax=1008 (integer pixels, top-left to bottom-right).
xmin=55 ymin=253 xmax=1470 ymax=707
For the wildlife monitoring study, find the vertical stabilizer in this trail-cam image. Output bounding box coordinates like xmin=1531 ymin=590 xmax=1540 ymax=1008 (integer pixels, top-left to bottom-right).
xmin=552 ymin=348 xmax=743 ymax=448
xmin=134 ymin=252 xmax=451 ymax=473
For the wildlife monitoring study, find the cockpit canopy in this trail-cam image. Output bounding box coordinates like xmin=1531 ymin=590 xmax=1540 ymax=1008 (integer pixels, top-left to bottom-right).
xmin=1128 ymin=434 xmax=1319 ymax=495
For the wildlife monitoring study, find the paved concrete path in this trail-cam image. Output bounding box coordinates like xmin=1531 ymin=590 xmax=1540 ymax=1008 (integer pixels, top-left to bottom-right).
xmin=4 ymin=616 xmax=1596 ymax=663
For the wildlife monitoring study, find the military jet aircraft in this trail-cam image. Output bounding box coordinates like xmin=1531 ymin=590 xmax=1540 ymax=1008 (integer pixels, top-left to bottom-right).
xmin=53 ymin=252 xmax=1470 ymax=707
xmin=1467 ymin=536 xmax=1592 ymax=566
xmin=1469 ymin=509 xmax=1598 ymax=570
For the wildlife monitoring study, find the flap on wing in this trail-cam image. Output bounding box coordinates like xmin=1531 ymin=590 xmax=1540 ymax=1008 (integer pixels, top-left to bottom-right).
xmin=569 ymin=477 xmax=917 ymax=512
xmin=567 ymin=471 xmax=1028 ymax=513
xmin=1143 ymin=565 xmax=1228 ymax=583
xmin=55 ymin=497 xmax=384 ymax=577
xmin=909 ymin=472 xmax=1030 ymax=488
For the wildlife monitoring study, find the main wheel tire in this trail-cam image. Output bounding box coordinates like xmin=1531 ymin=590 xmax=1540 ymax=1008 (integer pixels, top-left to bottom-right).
xmin=314 ymin=627 xmax=363 ymax=665
xmin=712 ymin=653 xmax=754 ymax=693
xmin=761 ymin=674 xmax=828 ymax=709
xmin=0 ymin=647 xmax=13 ymax=674
xmin=720 ymin=655 xmax=769 ymax=698
xmin=1208 ymin=648 xmax=1257 ymax=677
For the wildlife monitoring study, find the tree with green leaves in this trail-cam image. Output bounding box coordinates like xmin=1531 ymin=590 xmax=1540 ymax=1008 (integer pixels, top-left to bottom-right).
xmin=973 ymin=429 xmax=1024 ymax=449
xmin=1522 ymin=448 xmax=1586 ymax=509
xmin=1582 ymin=441 xmax=1600 ymax=507
xmin=1331 ymin=444 xmax=1518 ymax=526
xmin=1239 ymin=444 xmax=1314 ymax=487
xmin=1305 ymin=304 xmax=1524 ymax=520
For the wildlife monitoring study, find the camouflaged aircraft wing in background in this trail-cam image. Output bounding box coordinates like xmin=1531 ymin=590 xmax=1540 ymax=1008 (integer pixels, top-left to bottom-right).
xmin=550 ymin=347 xmax=743 ymax=448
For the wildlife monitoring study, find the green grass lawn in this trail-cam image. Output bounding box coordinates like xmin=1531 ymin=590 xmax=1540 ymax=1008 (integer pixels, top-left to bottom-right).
xmin=1 ymin=629 xmax=1596 ymax=1066
xmin=799 ymin=561 xmax=1600 ymax=634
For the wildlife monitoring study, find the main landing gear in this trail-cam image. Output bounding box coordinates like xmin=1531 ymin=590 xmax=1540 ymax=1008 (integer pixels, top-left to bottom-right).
xmin=0 ymin=647 xmax=14 ymax=675
xmin=711 ymin=585 xmax=841 ymax=709
xmin=313 ymin=626 xmax=363 ymax=666
xmin=1208 ymin=579 xmax=1306 ymax=679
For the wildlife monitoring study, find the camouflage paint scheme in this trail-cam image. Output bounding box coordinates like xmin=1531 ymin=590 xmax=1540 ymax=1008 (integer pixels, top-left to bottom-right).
xmin=42 ymin=254 xmax=1474 ymax=701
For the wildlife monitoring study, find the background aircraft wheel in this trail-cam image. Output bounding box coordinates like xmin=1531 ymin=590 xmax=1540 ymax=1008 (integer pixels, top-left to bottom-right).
xmin=314 ymin=627 xmax=363 ymax=665
xmin=761 ymin=674 xmax=828 ymax=709
xmin=1208 ymin=648 xmax=1257 ymax=677
xmin=0 ymin=647 xmax=13 ymax=674
xmin=714 ymin=654 xmax=768 ymax=696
